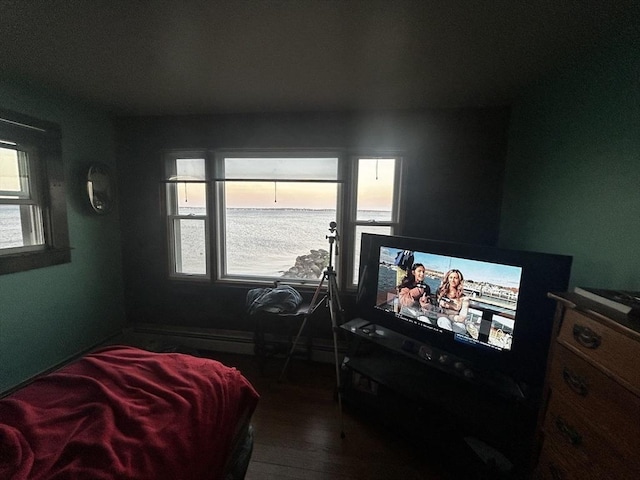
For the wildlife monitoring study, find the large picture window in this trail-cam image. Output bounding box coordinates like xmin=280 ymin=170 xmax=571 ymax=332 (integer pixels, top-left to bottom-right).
xmin=0 ymin=109 xmax=70 ymax=275
xmin=164 ymin=151 xmax=401 ymax=289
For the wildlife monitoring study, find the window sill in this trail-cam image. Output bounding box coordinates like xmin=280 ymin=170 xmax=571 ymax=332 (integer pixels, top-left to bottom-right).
xmin=0 ymin=247 xmax=71 ymax=276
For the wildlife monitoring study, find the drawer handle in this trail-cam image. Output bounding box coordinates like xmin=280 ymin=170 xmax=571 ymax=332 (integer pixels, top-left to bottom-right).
xmin=555 ymin=416 xmax=582 ymax=445
xmin=562 ymin=367 xmax=588 ymax=396
xmin=572 ymin=324 xmax=601 ymax=349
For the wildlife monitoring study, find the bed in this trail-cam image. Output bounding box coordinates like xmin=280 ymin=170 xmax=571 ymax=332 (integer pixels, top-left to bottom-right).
xmin=0 ymin=345 xmax=259 ymax=480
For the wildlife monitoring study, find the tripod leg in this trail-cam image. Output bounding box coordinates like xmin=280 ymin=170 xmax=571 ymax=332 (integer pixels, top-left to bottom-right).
xmin=279 ymin=274 xmax=326 ymax=382
xmin=327 ymin=274 xmax=346 ymax=438
xmin=328 ymin=274 xmax=346 ymax=325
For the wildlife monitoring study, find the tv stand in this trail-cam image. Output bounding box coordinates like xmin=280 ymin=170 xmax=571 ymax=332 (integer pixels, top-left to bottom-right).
xmin=340 ymin=318 xmax=539 ymax=477
xmin=344 ymin=318 xmax=524 ymax=400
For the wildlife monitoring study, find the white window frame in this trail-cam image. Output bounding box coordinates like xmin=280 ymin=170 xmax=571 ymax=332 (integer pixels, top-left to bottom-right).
xmin=345 ymin=155 xmax=403 ymax=288
xmin=163 ymin=151 xmax=210 ymax=280
xmin=0 ymin=143 xmax=45 ymax=254
xmin=164 ymin=150 xmax=403 ymax=290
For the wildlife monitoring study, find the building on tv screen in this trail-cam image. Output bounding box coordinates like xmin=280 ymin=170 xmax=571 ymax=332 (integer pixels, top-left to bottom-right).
xmin=374 ymin=246 xmax=523 ymax=352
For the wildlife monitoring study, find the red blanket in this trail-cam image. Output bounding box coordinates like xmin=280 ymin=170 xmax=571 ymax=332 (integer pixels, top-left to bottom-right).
xmin=0 ymin=346 xmax=259 ymax=480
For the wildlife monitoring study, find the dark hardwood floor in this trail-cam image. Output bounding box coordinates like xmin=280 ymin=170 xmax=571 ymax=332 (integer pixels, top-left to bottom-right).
xmin=203 ymin=351 xmax=455 ymax=480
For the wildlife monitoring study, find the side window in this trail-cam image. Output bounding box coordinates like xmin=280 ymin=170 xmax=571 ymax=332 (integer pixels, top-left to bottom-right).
xmin=0 ymin=145 xmax=44 ymax=250
xmin=164 ymin=153 xmax=209 ymax=278
xmin=0 ymin=109 xmax=70 ymax=275
xmin=349 ymin=157 xmax=401 ymax=286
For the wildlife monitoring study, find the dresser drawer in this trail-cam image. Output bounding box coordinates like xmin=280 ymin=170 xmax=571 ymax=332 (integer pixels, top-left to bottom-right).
xmin=536 ymin=438 xmax=577 ymax=479
xmin=557 ymin=309 xmax=640 ymax=391
xmin=536 ymin=435 xmax=616 ymax=480
xmin=542 ymin=394 xmax=640 ymax=477
xmin=536 ymin=433 xmax=638 ymax=480
xmin=548 ymin=344 xmax=640 ymax=455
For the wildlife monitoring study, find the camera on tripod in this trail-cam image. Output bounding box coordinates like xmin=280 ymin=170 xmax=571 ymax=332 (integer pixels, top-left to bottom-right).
xmin=326 ymin=221 xmax=339 ymax=258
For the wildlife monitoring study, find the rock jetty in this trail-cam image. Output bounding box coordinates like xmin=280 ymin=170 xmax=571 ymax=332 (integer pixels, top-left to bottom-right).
xmin=281 ymin=249 xmax=329 ymax=279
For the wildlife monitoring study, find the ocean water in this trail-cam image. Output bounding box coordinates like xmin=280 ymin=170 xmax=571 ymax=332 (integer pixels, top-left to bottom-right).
xmin=183 ymin=207 xmax=387 ymax=276
xmin=224 ymin=208 xmax=339 ymax=276
xmin=0 ymin=206 xmax=24 ymax=248
xmin=1 ymin=206 xmax=387 ymax=277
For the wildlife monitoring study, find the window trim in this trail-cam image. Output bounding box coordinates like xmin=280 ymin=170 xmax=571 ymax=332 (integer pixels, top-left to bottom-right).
xmin=0 ymin=109 xmax=70 ymax=275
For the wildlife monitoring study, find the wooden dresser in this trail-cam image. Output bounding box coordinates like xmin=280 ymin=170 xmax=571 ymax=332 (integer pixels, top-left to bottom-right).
xmin=535 ymin=292 xmax=640 ymax=479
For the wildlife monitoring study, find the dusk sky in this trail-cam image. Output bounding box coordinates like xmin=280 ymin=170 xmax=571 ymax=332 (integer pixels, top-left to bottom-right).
xmin=174 ymin=157 xmax=396 ymax=211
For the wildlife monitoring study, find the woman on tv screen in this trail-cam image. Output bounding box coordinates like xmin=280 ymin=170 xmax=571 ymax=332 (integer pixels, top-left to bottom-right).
xmin=397 ymin=263 xmax=432 ymax=310
xmin=436 ymin=269 xmax=470 ymax=332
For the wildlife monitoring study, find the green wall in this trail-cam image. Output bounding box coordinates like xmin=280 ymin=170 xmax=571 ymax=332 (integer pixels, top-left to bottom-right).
xmin=0 ymin=80 xmax=126 ymax=393
xmin=500 ymin=31 xmax=640 ymax=291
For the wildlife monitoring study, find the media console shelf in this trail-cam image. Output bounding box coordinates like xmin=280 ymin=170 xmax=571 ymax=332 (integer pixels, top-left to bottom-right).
xmin=340 ymin=317 xmax=540 ymax=477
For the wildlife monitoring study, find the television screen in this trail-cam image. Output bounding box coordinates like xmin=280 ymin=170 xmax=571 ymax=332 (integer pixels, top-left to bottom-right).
xmin=356 ymin=234 xmax=573 ymax=389
xmin=375 ymin=245 xmax=522 ymax=353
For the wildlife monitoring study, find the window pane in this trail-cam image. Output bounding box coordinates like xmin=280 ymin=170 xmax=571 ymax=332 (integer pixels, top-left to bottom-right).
xmin=224 ymin=181 xmax=337 ymax=278
xmin=168 ymin=158 xmax=208 ymax=216
xmin=0 ymin=204 xmax=44 ymax=249
xmin=224 ymin=157 xmax=339 ymax=181
xmin=0 ymin=147 xmax=29 ymax=198
xmin=356 ymin=158 xmax=395 ymax=222
xmin=0 ymin=205 xmax=22 ymax=248
xmin=174 ymin=181 xmax=206 ymax=216
xmin=353 ymin=225 xmax=392 ymax=284
xmin=174 ymin=158 xmax=206 ymax=180
xmin=174 ymin=218 xmax=207 ymax=275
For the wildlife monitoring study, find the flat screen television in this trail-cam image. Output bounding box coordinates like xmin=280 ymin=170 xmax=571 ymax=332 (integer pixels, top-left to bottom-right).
xmin=356 ymin=233 xmax=573 ymax=392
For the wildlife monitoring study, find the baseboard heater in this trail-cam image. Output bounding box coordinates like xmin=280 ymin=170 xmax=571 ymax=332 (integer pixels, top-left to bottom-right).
xmin=126 ymin=323 xmax=345 ymax=364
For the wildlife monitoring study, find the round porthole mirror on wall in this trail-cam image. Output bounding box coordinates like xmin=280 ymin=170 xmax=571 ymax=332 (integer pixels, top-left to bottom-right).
xmin=87 ymin=163 xmax=114 ymax=214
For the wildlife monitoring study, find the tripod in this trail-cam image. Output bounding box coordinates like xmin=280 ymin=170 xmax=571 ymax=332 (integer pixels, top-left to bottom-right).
xmin=279 ymin=222 xmax=346 ymax=438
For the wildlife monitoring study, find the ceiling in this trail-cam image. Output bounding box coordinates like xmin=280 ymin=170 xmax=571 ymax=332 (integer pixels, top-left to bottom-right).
xmin=1 ymin=0 xmax=637 ymax=116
